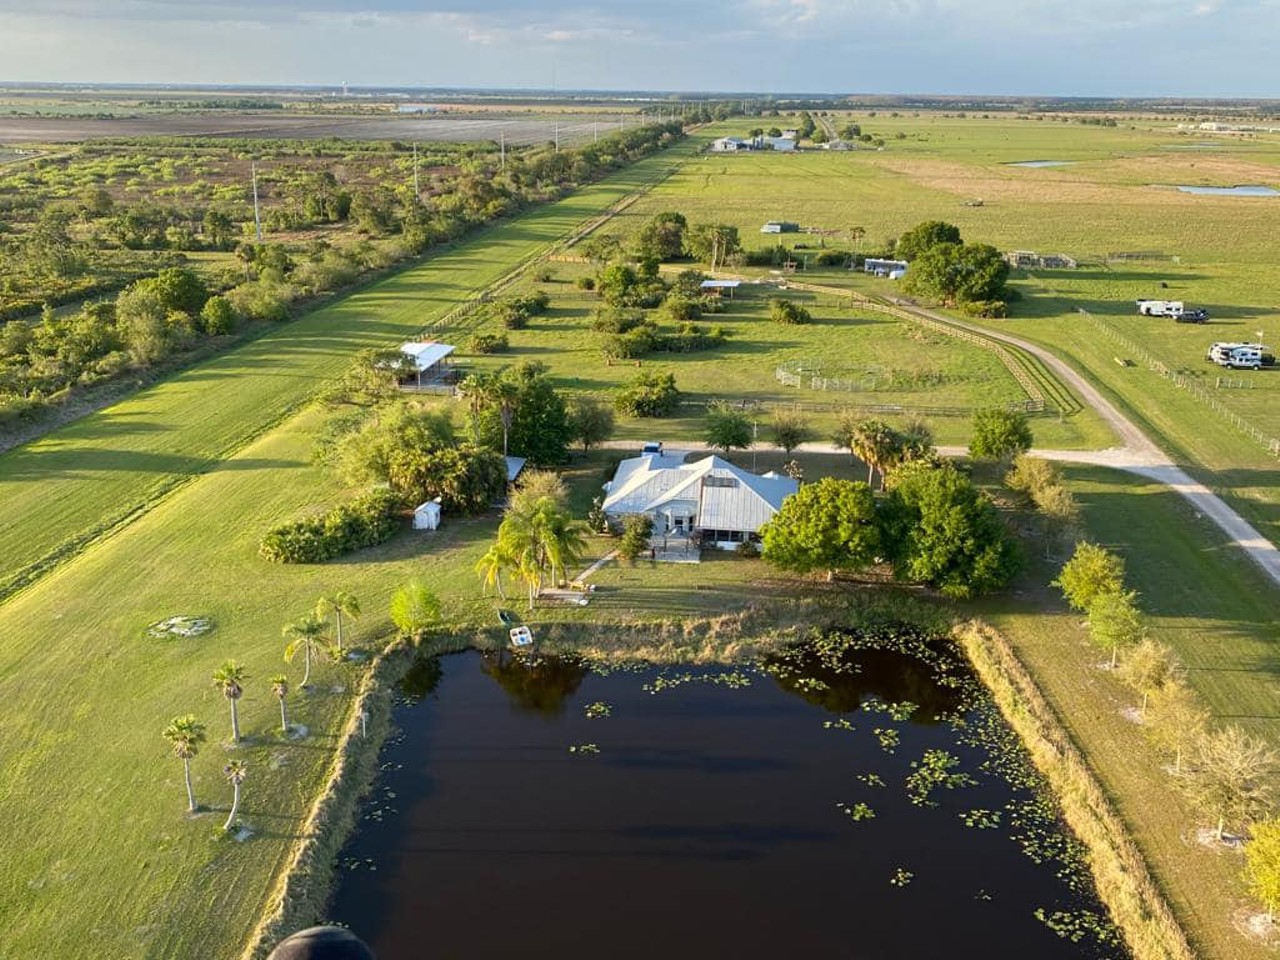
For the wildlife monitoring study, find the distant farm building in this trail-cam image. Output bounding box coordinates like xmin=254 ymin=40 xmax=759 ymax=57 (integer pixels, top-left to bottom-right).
xmin=762 ymin=136 xmax=796 ymax=152
xmin=863 ymin=258 xmax=909 ymax=278
xmin=700 ymin=279 xmax=741 ymax=298
xmin=760 ymin=221 xmax=800 ymax=234
xmin=397 ymin=341 xmax=457 ymax=390
xmin=1005 ymin=251 xmax=1078 ymax=269
xmin=710 ymin=137 xmax=751 ymax=153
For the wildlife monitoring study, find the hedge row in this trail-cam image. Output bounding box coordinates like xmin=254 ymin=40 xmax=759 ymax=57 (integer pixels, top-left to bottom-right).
xmin=260 ymin=489 xmax=401 ymax=564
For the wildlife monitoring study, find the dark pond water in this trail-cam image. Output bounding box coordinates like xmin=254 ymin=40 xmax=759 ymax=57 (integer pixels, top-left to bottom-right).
xmin=329 ymin=635 xmax=1122 ymax=959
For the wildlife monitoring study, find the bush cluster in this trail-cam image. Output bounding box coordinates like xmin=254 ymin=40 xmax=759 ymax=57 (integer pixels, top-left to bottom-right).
xmin=467 ymin=332 xmax=509 ymax=354
xmin=259 ymin=489 xmax=401 ymax=564
xmin=770 ymin=298 xmax=812 ymax=325
xmin=496 ymin=291 xmax=550 ymax=330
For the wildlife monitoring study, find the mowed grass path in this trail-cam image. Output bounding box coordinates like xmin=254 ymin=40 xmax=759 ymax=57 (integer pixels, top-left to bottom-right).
xmin=0 ymin=143 xmax=701 ymax=959
xmin=0 ymin=143 xmax=693 ymax=600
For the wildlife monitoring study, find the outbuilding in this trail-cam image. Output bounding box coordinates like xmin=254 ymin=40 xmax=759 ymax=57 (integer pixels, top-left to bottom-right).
xmin=699 ymin=279 xmax=741 ymax=299
xmin=413 ymin=498 xmax=442 ymax=531
xmin=398 ymin=341 xmax=456 ymax=387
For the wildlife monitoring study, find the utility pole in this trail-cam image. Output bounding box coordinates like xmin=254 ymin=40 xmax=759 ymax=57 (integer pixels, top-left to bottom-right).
xmin=251 ymin=162 xmax=262 ymax=242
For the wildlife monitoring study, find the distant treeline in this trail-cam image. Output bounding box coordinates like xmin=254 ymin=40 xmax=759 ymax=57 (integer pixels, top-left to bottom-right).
xmin=0 ymin=121 xmax=686 ymax=433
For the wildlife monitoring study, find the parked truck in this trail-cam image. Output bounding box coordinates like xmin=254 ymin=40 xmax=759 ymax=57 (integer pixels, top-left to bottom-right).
xmin=1136 ymin=299 xmax=1184 ymax=317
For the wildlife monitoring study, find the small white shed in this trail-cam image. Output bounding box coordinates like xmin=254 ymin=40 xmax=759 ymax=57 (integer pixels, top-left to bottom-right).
xmin=413 ymin=498 xmax=442 ymax=531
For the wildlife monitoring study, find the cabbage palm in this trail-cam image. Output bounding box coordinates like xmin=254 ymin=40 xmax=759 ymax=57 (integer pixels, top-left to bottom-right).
xmin=283 ymin=614 xmax=331 ymax=689
xmin=270 ymin=674 xmax=290 ymax=734
xmin=211 ymin=660 xmax=247 ymax=744
xmin=497 ymin=495 xmax=588 ymax=608
xmin=222 ymin=760 xmax=246 ymax=832
xmin=163 ymin=715 xmax=206 ymax=814
xmin=316 ymin=591 xmax=360 ymax=654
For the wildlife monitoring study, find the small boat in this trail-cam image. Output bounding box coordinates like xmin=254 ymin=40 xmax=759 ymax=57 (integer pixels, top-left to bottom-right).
xmin=509 ymin=625 xmax=534 ymax=648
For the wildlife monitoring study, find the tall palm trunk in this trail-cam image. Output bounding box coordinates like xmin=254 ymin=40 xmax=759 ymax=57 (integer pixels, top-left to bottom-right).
xmin=278 ymin=697 xmax=289 ymax=734
xmin=334 ymin=611 xmax=344 ymax=653
xmin=229 ymin=699 xmax=240 ymax=743
xmin=224 ymin=783 xmax=242 ymax=832
xmin=183 ymin=758 xmax=196 ymax=813
xmin=301 ymin=645 xmax=313 ymax=688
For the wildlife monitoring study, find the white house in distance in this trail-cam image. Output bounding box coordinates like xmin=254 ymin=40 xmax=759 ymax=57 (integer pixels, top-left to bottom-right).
xmin=602 ymin=453 xmax=798 ymax=549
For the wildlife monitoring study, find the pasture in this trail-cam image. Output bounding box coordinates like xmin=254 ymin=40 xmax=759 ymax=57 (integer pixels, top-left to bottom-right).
xmin=3 ymin=111 xmax=1280 ymax=960
xmin=612 ymin=117 xmax=1280 ymax=536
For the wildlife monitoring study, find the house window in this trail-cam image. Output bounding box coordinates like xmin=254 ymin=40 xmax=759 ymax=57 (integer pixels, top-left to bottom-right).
xmin=704 ymin=476 xmax=738 ymax=488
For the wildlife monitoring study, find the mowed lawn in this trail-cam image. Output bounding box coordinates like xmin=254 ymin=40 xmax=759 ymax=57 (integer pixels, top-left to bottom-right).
xmin=0 ymin=140 xmax=696 ymax=601
xmin=0 ymin=142 xmax=707 ymax=959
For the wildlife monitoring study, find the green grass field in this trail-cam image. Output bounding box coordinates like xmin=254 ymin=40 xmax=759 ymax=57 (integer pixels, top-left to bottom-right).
xmin=612 ymin=119 xmax=1280 ymax=536
xmin=4 ymin=113 xmax=1280 ymax=960
xmin=0 ymin=144 xmax=694 ymax=602
xmin=0 ymin=141 xmax=704 ymax=959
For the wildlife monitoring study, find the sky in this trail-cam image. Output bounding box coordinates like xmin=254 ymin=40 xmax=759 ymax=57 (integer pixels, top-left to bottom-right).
xmin=0 ymin=0 xmax=1276 ymax=98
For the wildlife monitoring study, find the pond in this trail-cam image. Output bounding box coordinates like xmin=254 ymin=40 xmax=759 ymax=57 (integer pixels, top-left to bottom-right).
xmin=1176 ymin=184 xmax=1280 ymax=196
xmin=328 ymin=633 xmax=1122 ymax=959
xmin=1007 ymin=160 xmax=1074 ymax=168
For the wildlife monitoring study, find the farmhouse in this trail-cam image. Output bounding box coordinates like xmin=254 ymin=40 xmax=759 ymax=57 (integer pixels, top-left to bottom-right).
xmin=710 ymin=137 xmax=751 ymax=153
xmin=761 ymin=221 xmax=800 ymax=234
xmin=602 ymin=453 xmax=798 ymax=549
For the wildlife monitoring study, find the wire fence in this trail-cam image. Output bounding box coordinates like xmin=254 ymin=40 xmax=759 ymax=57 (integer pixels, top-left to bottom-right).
xmin=1079 ymin=309 xmax=1280 ymax=458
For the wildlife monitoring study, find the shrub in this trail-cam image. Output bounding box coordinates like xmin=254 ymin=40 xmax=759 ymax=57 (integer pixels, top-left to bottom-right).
xmin=618 ymin=513 xmax=655 ymax=561
xmin=614 ymin=371 xmax=681 ymax=418
xmin=652 ymin=322 xmax=726 ymax=353
xmin=467 ymin=332 xmax=509 ymax=354
xmin=260 ymin=489 xmax=401 ymax=563
xmin=770 ymin=298 xmax=812 ymax=325
xmin=199 ymin=295 xmax=239 ymax=335
xmin=601 ymin=328 xmax=656 ymax=360
xmin=576 ymin=276 xmax=596 ymax=291
xmin=591 ymin=307 xmax=648 ymax=334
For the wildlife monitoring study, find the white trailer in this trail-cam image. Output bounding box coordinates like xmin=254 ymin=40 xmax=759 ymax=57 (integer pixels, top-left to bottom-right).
xmin=1136 ymin=300 xmax=1184 ymax=317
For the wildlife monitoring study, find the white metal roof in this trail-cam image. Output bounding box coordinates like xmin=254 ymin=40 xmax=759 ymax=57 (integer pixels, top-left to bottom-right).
xmin=602 ymin=455 xmax=797 ymax=533
xmin=399 ymin=341 xmax=456 ymax=371
xmin=505 ymin=456 xmax=527 ymax=483
xmin=700 ymin=280 xmax=741 ymax=289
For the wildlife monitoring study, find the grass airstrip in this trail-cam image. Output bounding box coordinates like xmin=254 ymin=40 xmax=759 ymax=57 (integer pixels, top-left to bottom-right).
xmin=2 ymin=114 xmax=1280 ymax=959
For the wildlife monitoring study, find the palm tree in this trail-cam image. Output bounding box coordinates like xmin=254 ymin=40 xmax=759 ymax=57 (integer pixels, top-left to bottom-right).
xmin=475 ymin=542 xmax=514 ymax=600
xmin=223 ymin=760 xmax=246 ymax=832
xmin=163 ymin=715 xmax=206 ymax=814
xmin=283 ymin=615 xmax=331 ymax=689
xmin=834 ymin=415 xmax=899 ymax=489
xmin=316 ymin=591 xmax=360 ymax=654
xmin=270 ymin=674 xmax=290 ymax=734
xmin=212 ymin=660 xmax=247 ymax=744
xmin=497 ymin=495 xmax=589 ymax=608
xmin=457 ymin=371 xmax=494 ymax=444
xmin=491 ymin=377 xmax=520 ymax=457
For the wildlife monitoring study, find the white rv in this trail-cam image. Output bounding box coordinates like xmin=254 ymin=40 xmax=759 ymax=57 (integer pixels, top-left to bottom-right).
xmin=1136 ymin=300 xmax=1184 ymax=317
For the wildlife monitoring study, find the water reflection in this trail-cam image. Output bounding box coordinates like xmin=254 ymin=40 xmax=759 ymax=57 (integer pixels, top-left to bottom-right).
xmin=397 ymin=655 xmax=442 ymax=704
xmin=479 ymin=650 xmax=587 ymax=715
xmin=765 ymin=645 xmax=962 ymax=720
